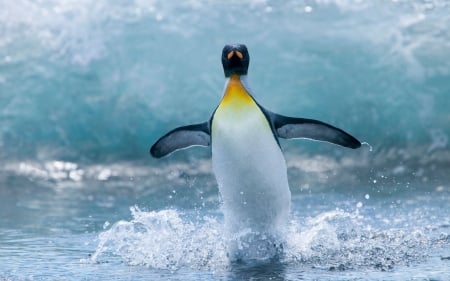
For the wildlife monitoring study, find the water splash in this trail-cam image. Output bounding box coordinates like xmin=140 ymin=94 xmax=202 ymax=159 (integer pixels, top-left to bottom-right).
xmin=89 ymin=206 xmax=228 ymax=270
xmin=89 ymin=206 xmax=447 ymax=271
xmin=361 ymin=142 xmax=373 ymax=152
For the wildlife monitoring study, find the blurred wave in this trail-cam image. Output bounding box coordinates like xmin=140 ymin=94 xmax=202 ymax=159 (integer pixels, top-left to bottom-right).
xmin=0 ymin=0 xmax=449 ymax=161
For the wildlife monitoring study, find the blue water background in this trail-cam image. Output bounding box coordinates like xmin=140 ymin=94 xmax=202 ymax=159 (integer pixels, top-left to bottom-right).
xmin=1 ymin=0 xmax=449 ymax=161
xmin=1 ymin=0 xmax=450 ymax=280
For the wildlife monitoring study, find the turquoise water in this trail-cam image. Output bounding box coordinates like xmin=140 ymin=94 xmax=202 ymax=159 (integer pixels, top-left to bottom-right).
xmin=1 ymin=0 xmax=450 ymax=280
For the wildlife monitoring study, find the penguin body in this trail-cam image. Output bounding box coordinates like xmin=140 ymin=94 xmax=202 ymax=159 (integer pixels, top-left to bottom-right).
xmin=150 ymin=44 xmax=361 ymax=261
xmin=211 ymin=75 xmax=291 ymax=235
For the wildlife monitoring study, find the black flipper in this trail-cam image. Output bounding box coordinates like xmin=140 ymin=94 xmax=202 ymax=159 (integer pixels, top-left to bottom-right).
xmin=150 ymin=122 xmax=211 ymax=158
xmin=264 ymin=110 xmax=361 ymax=149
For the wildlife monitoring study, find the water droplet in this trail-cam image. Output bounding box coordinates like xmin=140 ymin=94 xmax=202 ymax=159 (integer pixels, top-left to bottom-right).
xmin=361 ymin=142 xmax=373 ymax=152
xmin=365 ymin=194 xmax=370 ymax=200
xmin=356 ymin=202 xmax=363 ymax=208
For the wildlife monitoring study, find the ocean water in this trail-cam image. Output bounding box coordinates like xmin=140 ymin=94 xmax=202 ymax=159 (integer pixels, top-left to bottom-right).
xmin=1 ymin=0 xmax=450 ymax=280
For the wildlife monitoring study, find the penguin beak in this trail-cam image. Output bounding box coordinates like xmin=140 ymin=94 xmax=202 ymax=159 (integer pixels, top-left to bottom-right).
xmin=227 ymin=50 xmax=244 ymax=60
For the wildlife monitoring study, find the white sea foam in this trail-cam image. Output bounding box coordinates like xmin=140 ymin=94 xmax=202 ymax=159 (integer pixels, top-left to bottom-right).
xmin=89 ymin=206 xmax=228 ymax=270
xmin=89 ymin=206 xmax=443 ymax=271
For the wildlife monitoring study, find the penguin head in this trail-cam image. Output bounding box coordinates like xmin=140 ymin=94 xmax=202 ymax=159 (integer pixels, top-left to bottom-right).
xmin=221 ymin=44 xmax=250 ymax=77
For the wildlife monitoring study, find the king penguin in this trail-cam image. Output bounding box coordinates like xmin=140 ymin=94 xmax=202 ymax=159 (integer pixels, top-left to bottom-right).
xmin=150 ymin=44 xmax=361 ymax=261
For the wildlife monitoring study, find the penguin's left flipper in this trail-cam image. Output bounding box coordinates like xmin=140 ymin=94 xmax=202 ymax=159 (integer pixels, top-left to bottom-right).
xmin=267 ymin=112 xmax=361 ymax=149
xmin=150 ymin=122 xmax=211 ymax=158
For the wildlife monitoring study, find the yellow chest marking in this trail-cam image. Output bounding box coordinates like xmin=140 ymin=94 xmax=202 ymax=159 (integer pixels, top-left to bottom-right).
xmin=218 ymin=75 xmax=255 ymax=112
xmin=213 ymin=75 xmax=272 ymax=140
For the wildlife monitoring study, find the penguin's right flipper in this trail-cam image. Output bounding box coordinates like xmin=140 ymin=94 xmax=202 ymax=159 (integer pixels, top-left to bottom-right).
xmin=150 ymin=122 xmax=211 ymax=158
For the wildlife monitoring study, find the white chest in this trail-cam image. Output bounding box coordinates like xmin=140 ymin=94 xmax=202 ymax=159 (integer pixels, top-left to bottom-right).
xmin=211 ymin=81 xmax=291 ymax=234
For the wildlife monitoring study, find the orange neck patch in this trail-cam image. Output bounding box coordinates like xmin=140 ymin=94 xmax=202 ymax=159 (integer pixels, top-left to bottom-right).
xmin=219 ymin=75 xmax=254 ymax=108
